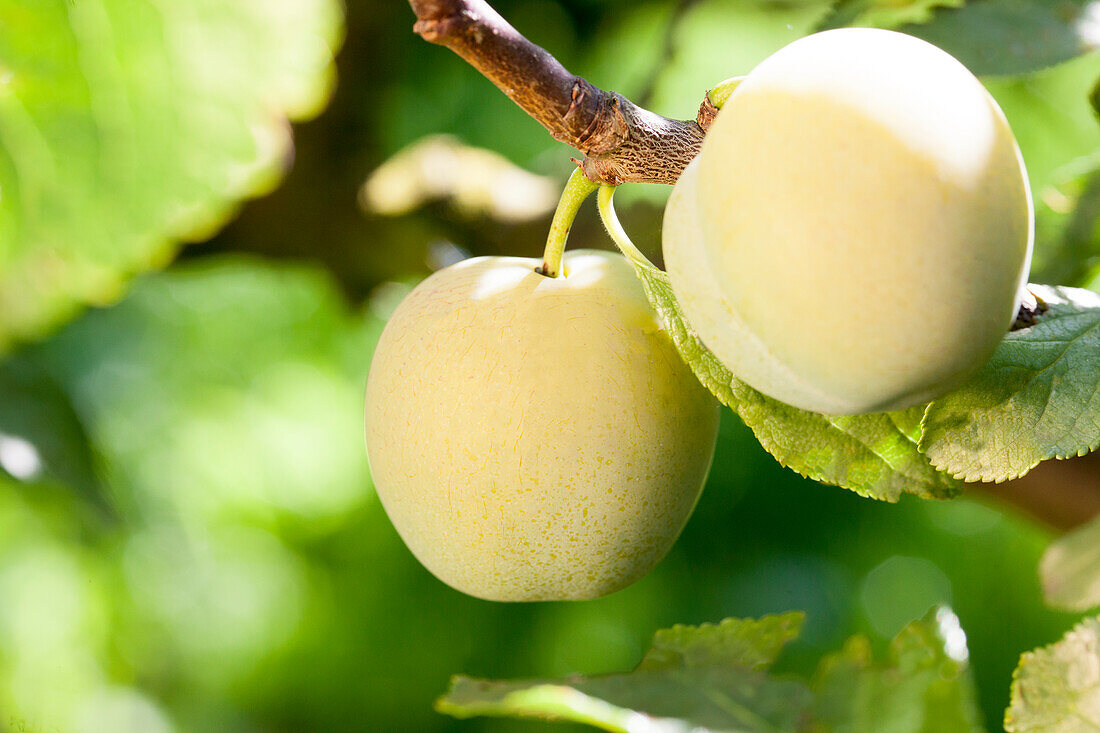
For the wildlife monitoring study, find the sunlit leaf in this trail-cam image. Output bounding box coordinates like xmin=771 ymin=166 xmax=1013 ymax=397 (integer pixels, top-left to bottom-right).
xmin=361 ymin=135 xmax=559 ymax=222
xmin=30 ymin=256 xmax=378 ymax=523
xmin=438 ymin=609 xmax=982 ymax=733
xmin=438 ymin=613 xmax=812 ymax=733
xmin=16 ymin=256 xmax=383 ymax=710
xmin=921 ymin=285 xmax=1100 ymax=482
xmin=813 ymin=607 xmax=983 ymax=732
xmin=648 ymin=0 xmax=834 ymax=118
xmin=1005 ymin=615 xmax=1100 ymax=731
xmin=0 ymin=475 xmax=128 ymax=732
xmin=0 ymin=0 xmax=343 ymax=350
xmin=1041 ymin=514 xmax=1100 ymax=612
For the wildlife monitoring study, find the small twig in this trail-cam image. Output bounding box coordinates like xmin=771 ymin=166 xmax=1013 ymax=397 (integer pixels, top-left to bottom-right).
xmin=407 ymin=0 xmax=705 ymax=184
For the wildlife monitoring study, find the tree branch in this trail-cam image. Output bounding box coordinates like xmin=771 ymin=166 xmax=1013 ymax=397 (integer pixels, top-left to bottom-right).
xmin=984 ymin=453 xmax=1100 ymax=531
xmin=407 ymin=0 xmax=706 ymax=184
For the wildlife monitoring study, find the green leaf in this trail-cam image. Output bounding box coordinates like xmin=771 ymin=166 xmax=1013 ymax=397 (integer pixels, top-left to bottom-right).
xmin=638 ymin=615 xmax=806 ymax=671
xmin=1040 ymin=514 xmax=1100 ymax=612
xmin=734 ymin=393 xmax=959 ymax=503
xmin=982 ymin=54 xmax=1100 ymax=284
xmin=902 ymin=0 xmax=1097 ymax=76
xmin=30 ymin=256 xmax=378 ymax=524
xmin=438 ymin=609 xmax=983 ymax=733
xmin=0 ymin=358 xmax=104 ymax=510
xmin=986 ymin=55 xmax=1100 ymax=205
xmin=621 ymin=244 xmax=958 ymax=502
xmin=1032 ymin=164 xmax=1100 ymax=288
xmin=920 ymin=285 xmax=1100 ymax=482
xmin=889 ymin=405 xmax=931 ymax=444
xmin=817 ymin=0 xmax=964 ymax=32
xmin=813 ymin=607 xmax=983 ymax=732
xmin=438 ymin=613 xmax=811 ymax=733
xmin=0 ymin=0 xmax=342 ymax=351
xmin=1005 ymin=615 xmax=1100 ymax=731
xmin=14 ymin=256 xmax=381 ymax=714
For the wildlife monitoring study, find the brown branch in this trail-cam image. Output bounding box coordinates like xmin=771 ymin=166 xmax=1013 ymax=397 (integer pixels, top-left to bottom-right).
xmin=980 ymin=453 xmax=1100 ymax=531
xmin=407 ymin=0 xmax=706 ymax=184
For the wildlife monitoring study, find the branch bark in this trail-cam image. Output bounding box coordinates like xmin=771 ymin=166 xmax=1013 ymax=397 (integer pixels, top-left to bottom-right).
xmin=986 ymin=453 xmax=1100 ymax=531
xmin=407 ymin=0 xmax=706 ymax=184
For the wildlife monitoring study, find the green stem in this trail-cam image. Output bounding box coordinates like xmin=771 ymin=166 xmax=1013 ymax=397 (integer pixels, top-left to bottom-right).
xmin=707 ymin=76 xmax=744 ymax=109
xmin=539 ymin=167 xmax=600 ymax=277
xmin=596 ymin=185 xmax=652 ymax=267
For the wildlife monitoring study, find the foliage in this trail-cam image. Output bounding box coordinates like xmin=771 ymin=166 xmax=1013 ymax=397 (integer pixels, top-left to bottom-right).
xmin=920 ymin=286 xmax=1100 ymax=482
xmin=439 ymin=608 xmax=982 ymax=732
xmin=984 ymin=54 xmax=1100 ymax=285
xmin=0 ymin=0 xmax=342 ymax=352
xmin=901 ymin=0 xmax=1098 ymax=76
xmin=1 ymin=0 xmax=1099 ymax=730
xmin=820 ymin=0 xmax=964 ymax=31
xmin=0 ymin=258 xmax=381 ymax=731
xmin=1006 ymin=615 xmax=1100 ymax=731
xmin=1041 ymin=515 xmax=1100 ymax=612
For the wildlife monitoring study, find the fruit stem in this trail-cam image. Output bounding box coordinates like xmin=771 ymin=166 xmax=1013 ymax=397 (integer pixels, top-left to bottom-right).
xmin=597 ymin=185 xmax=652 ymax=267
xmin=706 ymin=77 xmax=744 ymax=109
xmin=539 ymin=167 xmax=600 ymax=277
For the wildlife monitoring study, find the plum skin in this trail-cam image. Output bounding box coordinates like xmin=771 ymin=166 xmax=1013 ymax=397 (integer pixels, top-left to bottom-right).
xmin=365 ymin=249 xmax=720 ymax=602
xmin=664 ymin=28 xmax=1033 ymax=415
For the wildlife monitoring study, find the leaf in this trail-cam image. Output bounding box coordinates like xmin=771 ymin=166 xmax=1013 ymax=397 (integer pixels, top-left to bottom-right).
xmin=902 ymin=0 xmax=1097 ymax=76
xmin=638 ymin=615 xmax=806 ymax=671
xmin=982 ymin=54 xmax=1100 ymax=284
xmin=0 ymin=357 xmax=104 ymax=509
xmin=817 ymin=0 xmax=964 ymax=32
xmin=29 ymin=256 xmax=378 ymax=523
xmin=580 ymin=0 xmax=681 ymax=101
xmin=621 ymin=243 xmax=958 ymax=502
xmin=0 ymin=0 xmax=343 ymax=351
xmin=813 ymin=607 xmax=983 ymax=733
xmin=1040 ymin=514 xmax=1100 ymax=612
xmin=627 ymin=258 xmax=738 ymax=407
xmin=361 ymin=135 xmax=559 ymax=222
xmin=438 ymin=609 xmax=983 ymax=733
xmin=735 ymin=393 xmax=959 ymax=503
xmin=889 ymin=404 xmax=931 ymax=444
xmin=1032 ymin=164 xmax=1100 ymax=288
xmin=438 ymin=613 xmax=811 ymax=733
xmin=1005 ymin=615 xmax=1100 ymax=732
xmin=920 ymin=285 xmax=1100 ymax=482
xmin=12 ymin=256 xmax=383 ymax=723
xmin=1091 ymin=75 xmax=1100 ymax=121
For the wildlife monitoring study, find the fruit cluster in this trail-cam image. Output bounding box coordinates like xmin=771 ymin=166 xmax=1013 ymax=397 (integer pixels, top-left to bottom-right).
xmin=365 ymin=29 xmax=1033 ymax=601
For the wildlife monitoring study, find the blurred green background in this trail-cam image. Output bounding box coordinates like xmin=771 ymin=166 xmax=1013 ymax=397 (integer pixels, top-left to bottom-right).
xmin=2 ymin=0 xmax=1099 ymax=731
